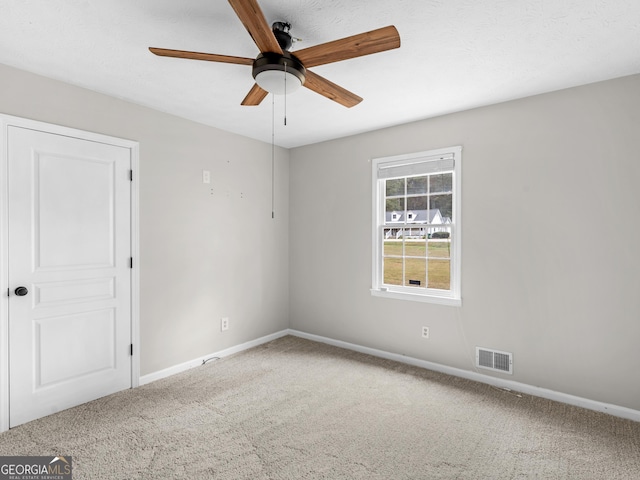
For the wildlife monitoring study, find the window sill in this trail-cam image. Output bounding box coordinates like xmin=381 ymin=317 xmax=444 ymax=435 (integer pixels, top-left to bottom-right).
xmin=370 ymin=288 xmax=462 ymax=307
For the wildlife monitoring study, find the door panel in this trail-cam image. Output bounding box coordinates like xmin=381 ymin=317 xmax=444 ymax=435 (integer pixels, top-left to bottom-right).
xmin=37 ymin=309 xmax=116 ymax=387
xmin=8 ymin=126 xmax=132 ymax=428
xmin=36 ymin=152 xmax=115 ymax=269
xmin=34 ymin=277 xmax=115 ymax=307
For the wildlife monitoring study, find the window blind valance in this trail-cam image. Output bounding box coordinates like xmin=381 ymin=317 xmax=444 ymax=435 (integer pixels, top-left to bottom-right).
xmin=376 ymin=154 xmax=454 ymax=179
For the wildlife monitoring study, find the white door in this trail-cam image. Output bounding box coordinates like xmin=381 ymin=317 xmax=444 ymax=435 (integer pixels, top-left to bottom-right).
xmin=8 ymin=125 xmax=132 ymax=428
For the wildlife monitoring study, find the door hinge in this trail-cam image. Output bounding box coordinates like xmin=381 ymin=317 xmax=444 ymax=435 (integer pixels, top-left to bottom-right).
xmin=130 ymin=344 xmax=133 ymax=356
xmin=129 ymin=257 xmax=133 ymax=269
xmin=129 ymin=170 xmax=133 ymax=181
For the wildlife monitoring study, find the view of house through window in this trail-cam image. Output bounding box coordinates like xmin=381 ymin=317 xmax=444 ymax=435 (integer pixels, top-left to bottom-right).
xmin=372 ymin=146 xmax=461 ymax=305
xmin=383 ymin=172 xmax=453 ymax=289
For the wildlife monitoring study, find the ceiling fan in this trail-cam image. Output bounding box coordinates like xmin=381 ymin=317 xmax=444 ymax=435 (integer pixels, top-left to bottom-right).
xmin=149 ymin=0 xmax=400 ymax=108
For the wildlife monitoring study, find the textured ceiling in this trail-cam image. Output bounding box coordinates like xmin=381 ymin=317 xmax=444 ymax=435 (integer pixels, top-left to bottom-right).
xmin=2 ymin=0 xmax=640 ymax=148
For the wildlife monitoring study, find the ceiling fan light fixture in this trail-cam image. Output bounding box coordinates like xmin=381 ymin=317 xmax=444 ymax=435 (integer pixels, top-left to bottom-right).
xmin=253 ymin=52 xmax=306 ymax=95
xmin=255 ymin=70 xmax=302 ymax=94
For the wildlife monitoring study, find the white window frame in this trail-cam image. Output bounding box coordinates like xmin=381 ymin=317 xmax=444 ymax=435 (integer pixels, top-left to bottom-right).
xmin=371 ymin=146 xmax=462 ymax=306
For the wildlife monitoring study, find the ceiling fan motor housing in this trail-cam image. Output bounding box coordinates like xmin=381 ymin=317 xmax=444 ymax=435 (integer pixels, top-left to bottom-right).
xmin=272 ymin=21 xmax=293 ymax=51
xmin=252 ymin=52 xmax=306 ymax=94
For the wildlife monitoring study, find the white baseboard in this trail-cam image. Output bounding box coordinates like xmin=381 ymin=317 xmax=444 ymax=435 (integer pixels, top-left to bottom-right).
xmin=139 ymin=330 xmax=289 ymax=386
xmin=138 ymin=328 xmax=639 ymax=423
xmin=287 ymin=329 xmax=640 ymax=423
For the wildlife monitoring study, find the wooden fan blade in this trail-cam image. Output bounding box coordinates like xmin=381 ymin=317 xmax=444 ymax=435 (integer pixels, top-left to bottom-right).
xmin=303 ymin=70 xmax=362 ymax=108
xmin=241 ymin=84 xmax=269 ymax=106
xmin=293 ymin=26 xmax=400 ymax=68
xmin=228 ymin=0 xmax=283 ymax=54
xmin=149 ymin=47 xmax=254 ymax=65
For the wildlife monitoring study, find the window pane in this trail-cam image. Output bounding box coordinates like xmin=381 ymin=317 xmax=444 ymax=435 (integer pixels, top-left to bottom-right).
xmin=427 ymin=259 xmax=450 ymax=290
xmin=427 ymin=236 xmax=451 ymax=258
xmin=383 ymin=257 xmax=403 ymax=285
xmin=431 ymin=194 xmax=452 ymax=220
xmin=405 ymin=258 xmax=426 ymax=287
xmin=385 ymin=198 xmax=404 ymax=217
xmin=430 ymin=173 xmax=452 ymax=194
xmin=383 ymin=232 xmax=403 ymax=256
xmin=386 ymin=178 xmax=404 ymax=197
xmin=404 ymin=237 xmax=426 ymax=257
xmin=407 ymin=176 xmax=428 ymax=195
xmin=407 ymin=195 xmax=428 ymax=212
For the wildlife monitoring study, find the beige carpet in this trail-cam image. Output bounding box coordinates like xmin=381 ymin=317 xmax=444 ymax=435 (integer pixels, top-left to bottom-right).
xmin=1 ymin=335 xmax=639 ymax=479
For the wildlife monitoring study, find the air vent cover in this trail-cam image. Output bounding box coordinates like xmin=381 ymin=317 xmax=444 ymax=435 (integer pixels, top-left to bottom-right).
xmin=476 ymin=347 xmax=513 ymax=374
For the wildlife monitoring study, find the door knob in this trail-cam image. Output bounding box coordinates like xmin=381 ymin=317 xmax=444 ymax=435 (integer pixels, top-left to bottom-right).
xmin=14 ymin=286 xmax=28 ymax=296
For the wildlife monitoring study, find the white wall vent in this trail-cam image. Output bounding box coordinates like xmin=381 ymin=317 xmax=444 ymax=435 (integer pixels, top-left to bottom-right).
xmin=476 ymin=347 xmax=513 ymax=374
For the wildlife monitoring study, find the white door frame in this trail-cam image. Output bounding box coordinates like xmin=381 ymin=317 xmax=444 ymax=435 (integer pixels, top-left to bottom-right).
xmin=0 ymin=114 xmax=140 ymax=432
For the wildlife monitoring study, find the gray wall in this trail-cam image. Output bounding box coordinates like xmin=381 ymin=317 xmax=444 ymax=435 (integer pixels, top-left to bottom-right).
xmin=3 ymin=61 xmax=639 ymax=412
xmin=289 ymin=74 xmax=640 ymax=411
xmin=0 ymin=63 xmax=290 ymax=376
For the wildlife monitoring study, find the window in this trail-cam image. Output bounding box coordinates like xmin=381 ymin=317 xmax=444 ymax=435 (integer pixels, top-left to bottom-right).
xmin=371 ymin=146 xmax=461 ymax=305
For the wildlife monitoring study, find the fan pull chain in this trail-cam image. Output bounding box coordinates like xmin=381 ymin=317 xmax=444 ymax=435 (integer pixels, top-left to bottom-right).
xmin=271 ymin=94 xmax=275 ymax=219
xmin=284 ymin=63 xmax=288 ymax=126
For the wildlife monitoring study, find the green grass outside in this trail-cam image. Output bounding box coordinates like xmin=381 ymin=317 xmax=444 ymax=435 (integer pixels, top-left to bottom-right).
xmin=383 ymin=241 xmax=451 ymax=290
xmin=384 ymin=240 xmax=450 ymax=258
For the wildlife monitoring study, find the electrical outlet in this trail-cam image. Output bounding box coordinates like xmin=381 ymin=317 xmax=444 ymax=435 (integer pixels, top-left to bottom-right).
xmin=221 ymin=317 xmax=229 ymax=332
xmin=202 ymin=170 xmax=211 ymax=184
xmin=421 ymin=326 xmax=430 ymax=339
